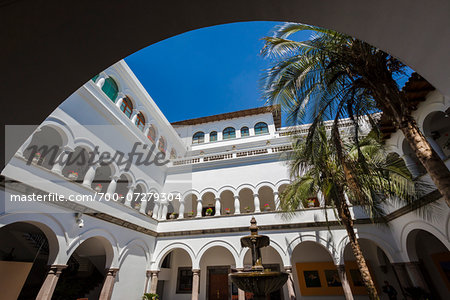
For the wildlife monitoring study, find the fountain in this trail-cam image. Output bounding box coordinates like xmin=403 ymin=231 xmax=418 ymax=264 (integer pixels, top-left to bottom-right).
xmin=229 ymin=217 xmax=288 ymax=300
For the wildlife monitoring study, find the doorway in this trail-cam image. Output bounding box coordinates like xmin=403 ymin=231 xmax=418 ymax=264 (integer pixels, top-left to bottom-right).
xmin=207 ymin=266 xmax=230 ymax=300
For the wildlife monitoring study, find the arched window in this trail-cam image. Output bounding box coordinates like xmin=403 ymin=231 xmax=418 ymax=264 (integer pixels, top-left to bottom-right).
xmin=120 ymin=97 xmax=133 ymax=118
xmin=210 ymin=131 xmax=218 ymax=142
xmin=158 ymin=137 xmax=166 ymax=153
xmin=101 ymin=77 xmax=119 ymax=102
xmin=241 ymin=126 xmax=249 ymax=137
xmin=135 ymin=112 xmax=145 ymax=131
xmin=223 ymin=127 xmax=236 ymax=139
xmin=147 ymin=125 xmax=157 ymax=143
xmin=254 ymin=122 xmax=269 ymax=135
xmin=192 ymin=132 xmax=205 ymax=144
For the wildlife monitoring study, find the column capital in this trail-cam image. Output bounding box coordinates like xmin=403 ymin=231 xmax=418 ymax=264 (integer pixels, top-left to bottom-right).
xmin=49 ymin=264 xmax=68 ymax=275
xmin=253 ymin=193 xmax=259 ymax=197
xmin=215 ymin=197 xmax=221 ymax=201
xmin=106 ymin=268 xmax=119 ymax=277
xmin=234 ymin=195 xmax=240 ymax=199
xmin=192 ymin=269 xmax=200 ymax=274
xmin=273 ymin=191 xmax=279 ymax=196
xmin=111 ymin=175 xmax=121 ymax=181
xmin=62 ymin=146 xmax=74 ymax=153
xmin=284 ymin=266 xmax=293 ymax=272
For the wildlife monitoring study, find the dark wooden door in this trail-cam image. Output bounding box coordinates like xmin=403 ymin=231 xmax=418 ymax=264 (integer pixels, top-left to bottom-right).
xmin=209 ymin=273 xmax=228 ymax=300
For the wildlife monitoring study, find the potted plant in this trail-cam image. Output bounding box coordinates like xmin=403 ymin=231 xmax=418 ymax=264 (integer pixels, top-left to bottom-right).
xmin=134 ymin=202 xmax=141 ymax=210
xmin=187 ymin=211 xmax=194 ymax=217
xmin=169 ymin=212 xmax=176 ymax=219
xmin=94 ymin=184 xmax=102 ymax=192
xmin=244 ymin=206 xmax=250 ymax=213
xmin=67 ymin=170 xmax=78 ymax=180
xmin=32 ymin=152 xmax=41 ymax=164
xmin=205 ymin=207 xmax=213 ymax=216
xmin=224 ymin=208 xmax=231 ymax=214
xmin=307 ymin=197 xmax=316 ymax=208
xmin=264 ymin=203 xmax=271 ymax=211
xmin=143 ymin=293 xmax=159 ymax=300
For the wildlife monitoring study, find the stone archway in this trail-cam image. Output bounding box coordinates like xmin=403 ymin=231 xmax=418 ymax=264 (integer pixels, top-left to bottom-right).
xmin=0 ymin=222 xmax=56 ymax=299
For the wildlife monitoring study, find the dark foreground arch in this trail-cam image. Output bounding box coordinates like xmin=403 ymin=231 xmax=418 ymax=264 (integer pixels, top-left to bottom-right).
xmin=1 ymin=0 xmax=450 ymax=168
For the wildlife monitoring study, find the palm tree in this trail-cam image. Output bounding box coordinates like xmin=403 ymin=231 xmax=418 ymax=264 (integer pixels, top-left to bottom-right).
xmin=281 ymin=126 xmax=418 ymax=300
xmin=261 ymin=23 xmax=450 ymax=206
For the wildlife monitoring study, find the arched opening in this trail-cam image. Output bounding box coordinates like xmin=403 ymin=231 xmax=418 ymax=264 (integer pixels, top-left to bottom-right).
xmin=199 ymin=246 xmax=236 ymax=300
xmin=201 ymin=192 xmax=216 ymax=216
xmin=241 ymin=126 xmax=249 ymax=137
xmin=258 ymin=186 xmax=275 ymax=212
xmin=423 ymin=110 xmax=450 ymax=159
xmin=210 ymin=131 xmax=218 ymax=142
xmin=223 ymin=127 xmax=236 ymax=140
xmin=343 ymin=238 xmax=399 ymax=297
xmin=111 ymin=243 xmax=147 ymax=300
xmin=114 ymin=174 xmax=130 ymax=204
xmin=243 ymin=245 xmax=286 ymax=299
xmin=238 ymin=188 xmax=254 ymax=213
xmin=120 ymin=97 xmax=133 ymax=118
xmin=158 ymin=248 xmax=193 ymax=299
xmin=0 ymin=222 xmax=56 ymax=299
xmin=406 ymin=229 xmax=450 ymax=299
xmin=135 ymin=112 xmax=146 ymax=131
xmin=220 ymin=190 xmax=235 ymax=215
xmin=147 ymin=124 xmax=158 ymax=144
xmin=254 ymin=122 xmax=268 ymax=135
xmin=186 ymin=193 xmax=198 ymax=218
xmin=291 ymin=241 xmax=339 ymax=297
xmin=61 ymin=146 xmax=91 ymax=183
xmin=23 ymin=125 xmax=65 ymax=171
xmin=53 ymin=236 xmax=113 ymax=300
xmin=101 ymin=77 xmax=119 ymax=102
xmin=145 ymin=194 xmax=156 ymax=216
xmin=192 ymin=131 xmax=205 ymax=144
xmin=131 ymin=184 xmax=144 ymax=209
xmin=158 ymin=136 xmax=167 ymax=153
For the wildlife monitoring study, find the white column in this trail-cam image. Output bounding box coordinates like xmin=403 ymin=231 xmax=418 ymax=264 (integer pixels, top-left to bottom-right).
xmin=131 ymin=109 xmax=139 ymax=123
xmin=149 ymin=271 xmax=159 ymax=294
xmin=124 ymin=185 xmax=136 ymax=207
xmin=425 ymin=135 xmax=446 ymax=159
xmin=160 ymin=202 xmax=168 ymax=220
xmin=234 ymin=195 xmax=241 ymax=214
xmin=214 ymin=197 xmax=221 ymax=216
xmin=273 ymin=191 xmax=280 ymax=210
xmin=106 ymin=175 xmax=119 ymax=196
xmin=178 ymin=199 xmax=185 ymax=219
xmin=51 ymin=147 xmax=73 ymax=175
xmin=196 ymin=198 xmax=203 ymax=218
xmin=152 ymin=200 xmax=160 ymax=219
xmin=115 ymin=97 xmax=124 ymax=108
xmin=191 ymin=269 xmax=200 ymax=300
xmin=139 ymin=196 xmax=148 ymax=214
xmin=253 ymin=193 xmax=261 ymax=212
xmin=82 ymin=163 xmax=99 ymax=187
xmin=96 ymin=74 xmax=106 ymax=88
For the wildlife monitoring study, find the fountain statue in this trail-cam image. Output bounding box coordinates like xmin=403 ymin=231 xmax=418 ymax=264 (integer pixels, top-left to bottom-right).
xmin=229 ymin=217 xmax=288 ymax=300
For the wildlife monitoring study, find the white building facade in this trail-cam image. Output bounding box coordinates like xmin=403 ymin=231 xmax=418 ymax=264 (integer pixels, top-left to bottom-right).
xmin=1 ymin=61 xmax=449 ymax=300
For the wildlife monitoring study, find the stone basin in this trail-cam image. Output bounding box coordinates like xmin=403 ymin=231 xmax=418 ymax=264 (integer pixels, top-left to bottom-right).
xmin=229 ymin=270 xmax=288 ymax=299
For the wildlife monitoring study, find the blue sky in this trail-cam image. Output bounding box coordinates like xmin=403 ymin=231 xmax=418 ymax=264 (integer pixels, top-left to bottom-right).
xmin=125 ymin=21 xmax=288 ymax=123
xmin=125 ymin=21 xmax=412 ymax=125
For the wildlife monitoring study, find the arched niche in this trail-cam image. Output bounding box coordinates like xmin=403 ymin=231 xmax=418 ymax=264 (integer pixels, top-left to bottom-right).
xmin=258 ymin=185 xmax=275 ymax=212
xmin=239 ymin=188 xmax=254 ymax=213
xmin=220 ymin=190 xmax=235 ymax=215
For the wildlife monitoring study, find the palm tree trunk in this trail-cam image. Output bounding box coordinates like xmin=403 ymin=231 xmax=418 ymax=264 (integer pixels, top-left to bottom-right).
xmin=371 ymin=80 xmax=450 ymax=206
xmin=339 ymin=198 xmax=379 ymax=300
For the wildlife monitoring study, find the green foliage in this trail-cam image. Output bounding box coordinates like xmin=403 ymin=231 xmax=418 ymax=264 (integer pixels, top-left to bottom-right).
xmin=143 ymin=293 xmax=159 ymax=300
xmin=280 ymin=125 xmax=420 ymax=221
